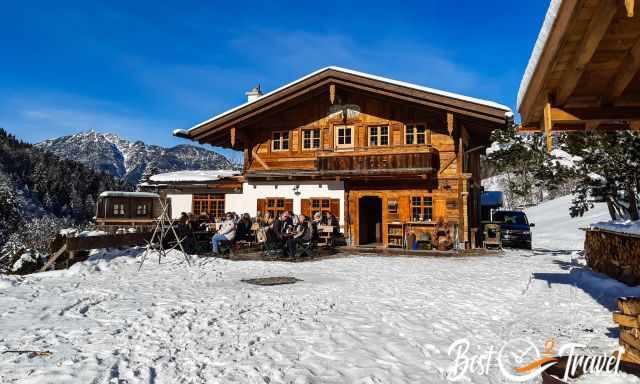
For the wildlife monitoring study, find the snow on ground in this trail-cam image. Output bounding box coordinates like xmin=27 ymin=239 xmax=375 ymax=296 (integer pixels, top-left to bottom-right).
xmin=0 ymin=196 xmax=632 ymax=383
xmin=525 ymin=195 xmax=610 ymax=251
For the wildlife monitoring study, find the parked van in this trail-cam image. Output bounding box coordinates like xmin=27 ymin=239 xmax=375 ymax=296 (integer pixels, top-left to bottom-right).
xmin=493 ymin=210 xmax=534 ymax=250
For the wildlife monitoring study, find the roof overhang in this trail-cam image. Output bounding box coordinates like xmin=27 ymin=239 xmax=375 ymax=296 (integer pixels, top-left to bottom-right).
xmin=175 ymin=67 xmax=511 ymax=148
xmin=518 ymin=0 xmax=640 ymax=131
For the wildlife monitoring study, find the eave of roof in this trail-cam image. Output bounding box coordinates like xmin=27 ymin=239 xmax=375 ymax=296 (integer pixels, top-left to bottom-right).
xmin=517 ymin=0 xmax=564 ymax=111
xmin=174 ymin=66 xmax=511 ymax=140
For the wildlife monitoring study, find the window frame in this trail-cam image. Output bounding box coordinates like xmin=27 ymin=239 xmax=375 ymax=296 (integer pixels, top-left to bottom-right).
xmin=271 ymin=131 xmax=290 ymax=152
xmin=192 ymin=193 xmax=225 ymax=220
xmin=310 ymin=198 xmax=331 ymax=218
xmin=404 ymin=124 xmax=429 ymax=146
xmin=301 ymin=128 xmax=321 ymax=150
xmin=410 ymin=195 xmax=433 ymax=222
xmin=368 ymin=125 xmax=390 ymax=147
xmin=265 ymin=197 xmax=286 ymax=219
xmin=135 ymin=204 xmax=148 ymax=216
xmin=112 ymin=203 xmax=126 ymax=216
xmin=334 ymin=125 xmax=354 ymax=150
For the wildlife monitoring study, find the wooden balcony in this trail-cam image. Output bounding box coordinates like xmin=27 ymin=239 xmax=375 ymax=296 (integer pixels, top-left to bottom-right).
xmin=316 ymin=146 xmax=434 ymax=177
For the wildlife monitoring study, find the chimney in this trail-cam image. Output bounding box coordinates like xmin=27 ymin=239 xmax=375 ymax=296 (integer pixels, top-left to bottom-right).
xmin=245 ymin=84 xmax=263 ymax=102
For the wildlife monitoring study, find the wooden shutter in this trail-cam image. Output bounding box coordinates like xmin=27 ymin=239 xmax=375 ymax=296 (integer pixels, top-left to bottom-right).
xmin=256 ymin=198 xmax=266 ymax=215
xmin=284 ymin=198 xmax=294 ymax=213
xmin=301 ymin=199 xmax=311 ymax=217
xmin=330 ymin=198 xmax=340 ymax=220
xmin=433 ymin=198 xmax=446 ymax=222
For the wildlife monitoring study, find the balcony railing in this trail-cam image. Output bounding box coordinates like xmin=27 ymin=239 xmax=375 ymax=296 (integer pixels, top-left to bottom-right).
xmin=316 ymin=146 xmax=434 ymax=176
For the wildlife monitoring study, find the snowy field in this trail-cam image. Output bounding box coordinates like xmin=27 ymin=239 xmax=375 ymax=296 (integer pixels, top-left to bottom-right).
xmin=0 ymin=197 xmax=635 ymax=383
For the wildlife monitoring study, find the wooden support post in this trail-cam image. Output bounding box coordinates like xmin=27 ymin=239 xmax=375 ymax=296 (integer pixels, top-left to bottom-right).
xmin=230 ymin=127 xmax=236 ymax=147
xmin=626 ymin=0 xmax=635 ymax=17
xmin=457 ymin=137 xmax=464 ymax=175
xmin=543 ymin=102 xmax=554 ymax=153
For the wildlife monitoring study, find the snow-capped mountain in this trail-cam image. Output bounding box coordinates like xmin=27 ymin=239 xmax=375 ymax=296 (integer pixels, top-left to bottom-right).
xmin=36 ymin=131 xmax=237 ymax=184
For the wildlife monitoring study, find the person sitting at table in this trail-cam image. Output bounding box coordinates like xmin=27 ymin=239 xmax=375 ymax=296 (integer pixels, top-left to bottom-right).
xmin=260 ymin=211 xmax=273 ymax=227
xmin=211 ymin=212 xmax=236 ymax=255
xmin=285 ymin=214 xmax=312 ymax=258
xmin=236 ymin=213 xmax=253 ymax=241
xmin=311 ymin=212 xmax=322 ymax=241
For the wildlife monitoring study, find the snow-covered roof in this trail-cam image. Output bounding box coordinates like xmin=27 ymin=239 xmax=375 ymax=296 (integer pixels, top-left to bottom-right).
xmin=149 ymin=170 xmax=240 ymax=183
xmin=98 ymin=191 xmax=160 ymax=198
xmin=186 ymin=66 xmax=511 ymax=133
xmin=517 ymin=0 xmax=563 ymax=109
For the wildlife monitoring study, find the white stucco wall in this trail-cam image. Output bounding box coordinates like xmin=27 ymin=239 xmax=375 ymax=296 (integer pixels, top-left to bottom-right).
xmin=225 ymin=181 xmax=345 ymax=225
xmin=166 ymin=193 xmax=192 ymax=219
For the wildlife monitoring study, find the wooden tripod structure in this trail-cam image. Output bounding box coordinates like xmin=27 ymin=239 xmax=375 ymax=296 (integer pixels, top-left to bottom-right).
xmin=138 ymin=197 xmax=191 ymax=271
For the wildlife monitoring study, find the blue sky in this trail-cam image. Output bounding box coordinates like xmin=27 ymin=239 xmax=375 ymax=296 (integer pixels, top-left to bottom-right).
xmin=0 ymin=1 xmax=548 ymax=161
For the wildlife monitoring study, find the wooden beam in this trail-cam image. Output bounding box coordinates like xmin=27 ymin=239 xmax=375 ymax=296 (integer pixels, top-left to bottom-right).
xmin=543 ymin=102 xmax=554 ymax=152
xmin=555 ymin=0 xmax=618 ymax=105
xmin=550 ymin=106 xmax=640 ymax=121
xmin=606 ymin=38 xmax=640 ymax=103
xmin=230 ymin=126 xmax=236 ymax=147
xmin=626 ymin=0 xmax=635 ymax=17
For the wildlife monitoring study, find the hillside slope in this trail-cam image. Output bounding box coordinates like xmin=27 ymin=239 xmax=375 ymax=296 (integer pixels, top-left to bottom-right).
xmin=524 ymin=195 xmax=610 ymax=251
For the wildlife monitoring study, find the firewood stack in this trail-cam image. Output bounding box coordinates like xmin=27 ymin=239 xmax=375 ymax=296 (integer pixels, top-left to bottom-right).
xmin=585 ymin=230 xmax=640 ymax=285
xmin=613 ymin=297 xmax=640 ymax=363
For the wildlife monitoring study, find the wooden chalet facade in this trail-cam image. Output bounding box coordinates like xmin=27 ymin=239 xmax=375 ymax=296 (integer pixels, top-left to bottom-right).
xmin=518 ymin=0 xmax=640 ymax=151
xmin=175 ymin=67 xmax=511 ymax=248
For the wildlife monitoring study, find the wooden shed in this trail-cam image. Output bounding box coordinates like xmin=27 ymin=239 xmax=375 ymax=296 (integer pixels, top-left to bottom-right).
xmin=95 ymin=191 xmax=162 ymax=229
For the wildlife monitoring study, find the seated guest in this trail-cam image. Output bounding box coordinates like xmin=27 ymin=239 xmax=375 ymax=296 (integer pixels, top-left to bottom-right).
xmin=311 ymin=212 xmax=322 ymax=241
xmin=179 ymin=212 xmax=189 ymax=225
xmin=211 ymin=212 xmax=236 ymax=255
xmin=328 ymin=213 xmax=340 ymax=236
xmin=285 ymin=214 xmax=312 ymax=257
xmin=260 ymin=211 xmax=274 ymax=227
xmin=236 ymin=213 xmax=252 ymax=241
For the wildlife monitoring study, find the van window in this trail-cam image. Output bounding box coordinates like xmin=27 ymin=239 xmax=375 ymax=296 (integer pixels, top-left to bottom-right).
xmin=494 ymin=211 xmax=528 ymax=225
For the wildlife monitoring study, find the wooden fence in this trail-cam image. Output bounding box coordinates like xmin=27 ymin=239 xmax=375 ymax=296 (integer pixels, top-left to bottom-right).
xmin=41 ymin=232 xmax=152 ymax=272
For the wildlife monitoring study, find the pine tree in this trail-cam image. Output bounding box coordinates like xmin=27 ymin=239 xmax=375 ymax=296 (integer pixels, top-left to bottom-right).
xmin=565 ymin=131 xmax=640 ymax=221
xmin=0 ymin=177 xmax=22 ymax=246
xmin=138 ymin=161 xmax=159 ymax=190
xmin=486 ymin=122 xmax=571 ymax=208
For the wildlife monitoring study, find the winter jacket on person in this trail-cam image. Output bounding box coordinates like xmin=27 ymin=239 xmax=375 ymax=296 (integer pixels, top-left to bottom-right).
xmin=217 ymin=219 xmax=236 ymax=241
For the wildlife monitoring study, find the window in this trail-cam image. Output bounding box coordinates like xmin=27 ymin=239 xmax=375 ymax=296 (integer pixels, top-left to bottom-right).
xmin=368 ymin=125 xmax=389 ymax=146
xmin=266 ymin=198 xmax=286 ymax=218
xmin=411 ymin=196 xmax=433 ymax=222
xmin=192 ymin=193 xmax=225 ymax=220
xmin=302 ymin=129 xmax=321 ymax=150
xmin=112 ymin=203 xmax=125 ymax=216
xmin=405 ymin=124 xmax=428 ymax=145
xmin=136 ymin=204 xmax=148 ymax=216
xmin=271 ymin=131 xmax=289 ymax=151
xmin=335 ymin=125 xmax=353 ymax=149
xmin=311 ymin=198 xmax=331 ymax=218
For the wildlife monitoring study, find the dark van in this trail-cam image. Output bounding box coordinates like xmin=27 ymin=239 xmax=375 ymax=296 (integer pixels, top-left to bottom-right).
xmin=493 ymin=210 xmax=534 ymax=250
